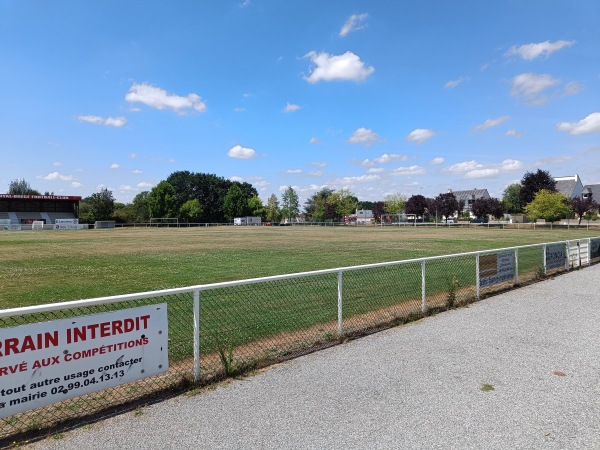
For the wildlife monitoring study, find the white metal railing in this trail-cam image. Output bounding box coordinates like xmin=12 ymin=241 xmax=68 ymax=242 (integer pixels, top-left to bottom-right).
xmin=0 ymin=236 xmax=598 ymax=440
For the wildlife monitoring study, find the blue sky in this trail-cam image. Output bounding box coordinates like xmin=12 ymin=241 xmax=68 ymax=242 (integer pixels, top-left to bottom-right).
xmin=1 ymin=1 xmax=599 ymax=205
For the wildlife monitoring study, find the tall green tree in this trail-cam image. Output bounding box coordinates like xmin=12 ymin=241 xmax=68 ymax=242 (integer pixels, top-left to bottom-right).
xmin=132 ymin=191 xmax=150 ymax=222
xmin=8 ymin=178 xmax=40 ymax=195
xmin=304 ymin=188 xmax=334 ymax=222
xmin=179 ymin=199 xmax=204 ymax=222
xmin=327 ymin=189 xmax=358 ymax=219
xmin=519 ymin=169 xmax=556 ymax=206
xmin=265 ymin=193 xmax=281 ymax=222
xmin=502 ymin=183 xmax=522 ymax=214
xmin=112 ymin=202 xmax=136 ymax=223
xmin=281 ymin=186 xmax=300 ymax=220
xmin=223 ymin=184 xmax=250 ymax=220
xmin=524 ymin=189 xmax=572 ymax=222
xmin=384 ymin=193 xmax=406 ymax=214
xmin=147 ymin=181 xmax=177 ymax=218
xmin=247 ymin=195 xmax=265 ymax=219
xmin=166 ymin=171 xmax=258 ymax=223
xmin=85 ymin=188 xmax=115 ymax=221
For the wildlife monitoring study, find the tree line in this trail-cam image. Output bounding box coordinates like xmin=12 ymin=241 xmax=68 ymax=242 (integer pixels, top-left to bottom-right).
xmin=7 ymin=169 xmax=599 ymax=224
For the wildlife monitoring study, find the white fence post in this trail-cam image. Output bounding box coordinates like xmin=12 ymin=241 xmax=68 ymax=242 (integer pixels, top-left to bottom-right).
xmin=193 ymin=289 xmax=200 ymax=383
xmin=337 ymin=271 xmax=343 ymax=337
xmin=476 ymin=253 xmax=480 ymax=300
xmin=543 ymin=244 xmax=547 ymax=276
xmin=421 ymin=261 xmax=427 ymax=314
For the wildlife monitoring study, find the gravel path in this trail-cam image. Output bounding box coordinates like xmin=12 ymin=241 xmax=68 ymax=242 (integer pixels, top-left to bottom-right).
xmin=31 ymin=265 xmax=600 ymax=449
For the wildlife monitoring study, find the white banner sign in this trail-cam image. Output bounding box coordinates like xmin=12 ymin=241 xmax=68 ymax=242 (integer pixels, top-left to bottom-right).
xmin=0 ymin=304 xmax=168 ymax=418
xmin=479 ymin=251 xmax=515 ymax=288
xmin=0 ymin=219 xmax=20 ymax=231
xmin=545 ymin=243 xmax=565 ymax=270
xmin=54 ymin=218 xmax=79 ymax=230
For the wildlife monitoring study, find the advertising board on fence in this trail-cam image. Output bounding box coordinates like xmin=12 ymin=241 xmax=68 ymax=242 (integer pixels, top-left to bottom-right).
xmin=54 ymin=218 xmax=79 ymax=230
xmin=545 ymin=243 xmax=566 ymax=270
xmin=590 ymin=238 xmax=600 ymax=262
xmin=0 ymin=219 xmax=20 ymax=231
xmin=479 ymin=251 xmax=515 ymax=288
xmin=0 ymin=304 xmax=168 ymax=418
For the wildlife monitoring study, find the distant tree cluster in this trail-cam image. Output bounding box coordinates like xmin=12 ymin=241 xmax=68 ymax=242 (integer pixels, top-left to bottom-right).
xmin=9 ymin=167 xmax=599 ymax=225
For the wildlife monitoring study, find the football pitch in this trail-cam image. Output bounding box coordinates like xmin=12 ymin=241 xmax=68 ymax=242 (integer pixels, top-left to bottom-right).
xmin=1 ymin=225 xmax=598 ymax=309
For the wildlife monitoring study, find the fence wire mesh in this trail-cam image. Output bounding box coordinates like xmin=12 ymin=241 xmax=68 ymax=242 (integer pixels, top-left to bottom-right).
xmin=0 ymin=238 xmax=596 ymax=442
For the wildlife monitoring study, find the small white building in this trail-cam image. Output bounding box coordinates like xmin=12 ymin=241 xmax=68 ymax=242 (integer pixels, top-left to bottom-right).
xmin=355 ymin=209 xmax=374 ymax=224
xmin=233 ymin=216 xmax=262 ymax=226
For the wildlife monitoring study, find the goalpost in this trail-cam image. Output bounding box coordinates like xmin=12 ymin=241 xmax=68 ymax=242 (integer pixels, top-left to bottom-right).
xmin=150 ymin=217 xmax=179 ymax=227
xmin=380 ymin=213 xmax=416 ymax=226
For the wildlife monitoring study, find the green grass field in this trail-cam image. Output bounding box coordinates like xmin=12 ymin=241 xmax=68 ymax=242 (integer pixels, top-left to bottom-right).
xmin=1 ymin=225 xmax=599 ymax=439
xmin=1 ymin=225 xmax=598 ymax=309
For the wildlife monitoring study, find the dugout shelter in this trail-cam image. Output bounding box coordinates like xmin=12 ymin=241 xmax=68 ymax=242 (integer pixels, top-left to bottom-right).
xmin=0 ymin=194 xmax=81 ymax=225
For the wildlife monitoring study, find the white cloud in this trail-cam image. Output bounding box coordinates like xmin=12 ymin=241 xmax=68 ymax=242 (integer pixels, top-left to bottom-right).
xmin=308 ymin=171 xmax=323 ymax=176
xmin=77 ymin=115 xmax=126 ymax=127
xmin=473 ymin=115 xmax=510 ymax=131
xmin=375 ymin=153 xmax=408 ymax=164
xmin=338 ymin=174 xmax=381 ymax=183
xmin=347 ymin=127 xmax=383 ymax=146
xmin=505 ymin=129 xmax=523 ymax=138
xmin=229 ymin=176 xmax=244 ymax=182
xmin=499 ymin=159 xmax=523 ymax=171
xmin=110 ymin=163 xmax=120 ymax=169
xmin=53 ymin=161 xmax=62 ymax=167
xmin=367 ymin=168 xmax=385 ymax=174
xmin=510 ymin=73 xmax=560 ymax=105
xmin=227 ymin=145 xmax=257 ymax=159
xmin=118 ymin=185 xmax=137 ymax=192
xmin=535 ymin=156 xmax=573 ymax=165
xmin=286 ymin=169 xmax=303 ymax=174
xmin=283 ymin=103 xmax=301 ymax=113
xmin=444 ymin=159 xmax=522 ymax=178
xmin=137 ymin=181 xmax=154 ymax=188
xmin=339 ymin=13 xmax=368 ymax=37
xmin=445 ymin=77 xmax=466 ymax=88
xmin=465 ymin=169 xmax=499 ymax=179
xmin=311 ymin=162 xmax=327 ymax=167
xmin=43 ymin=172 xmax=74 ymax=181
xmin=129 ymin=153 xmax=137 ymax=158
xmin=71 ymin=182 xmax=82 ymax=188
xmin=557 ymin=112 xmax=600 ymax=135
xmin=444 ymin=160 xmax=483 ymax=173
xmin=393 ymin=165 xmax=425 ymax=175
xmin=125 ymin=83 xmax=206 ymax=114
xmin=131 ymin=169 xmax=143 ymax=174
xmin=309 ymin=137 xmax=320 ymax=144
xmin=564 ymin=81 xmax=584 ymax=96
xmin=505 ymin=40 xmax=575 ymax=60
xmin=234 ymin=107 xmax=245 ymax=113
xmin=405 ymin=128 xmax=435 ymax=144
xmin=430 ymin=157 xmax=445 ymax=165
xmin=304 ymin=51 xmax=374 ymax=83
xmin=359 ymin=153 xmax=408 ymax=166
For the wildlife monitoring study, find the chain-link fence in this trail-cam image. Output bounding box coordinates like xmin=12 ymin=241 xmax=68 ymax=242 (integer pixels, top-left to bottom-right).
xmin=1 ymin=238 xmax=598 ymax=443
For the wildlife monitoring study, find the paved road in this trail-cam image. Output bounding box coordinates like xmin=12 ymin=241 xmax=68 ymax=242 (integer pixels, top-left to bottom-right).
xmin=32 ymin=265 xmax=600 ymax=449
